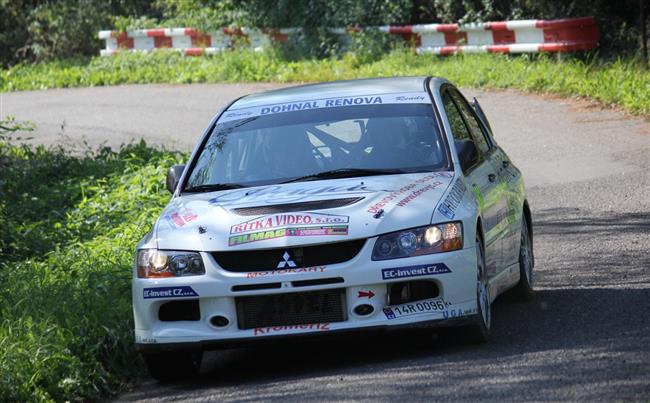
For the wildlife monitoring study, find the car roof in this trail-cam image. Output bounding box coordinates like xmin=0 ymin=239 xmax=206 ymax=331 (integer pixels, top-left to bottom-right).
xmin=228 ymin=76 xmax=448 ymax=110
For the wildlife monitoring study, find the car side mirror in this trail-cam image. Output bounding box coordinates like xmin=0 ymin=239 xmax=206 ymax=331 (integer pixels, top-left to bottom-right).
xmin=166 ymin=165 xmax=185 ymax=194
xmin=456 ymin=139 xmax=479 ymax=172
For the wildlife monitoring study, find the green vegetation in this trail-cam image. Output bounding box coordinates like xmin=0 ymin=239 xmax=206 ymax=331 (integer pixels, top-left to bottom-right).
xmin=2 ymin=50 xmax=649 ymax=116
xmin=0 ymin=119 xmax=184 ymax=400
xmin=1 ymin=0 xmax=646 ymax=66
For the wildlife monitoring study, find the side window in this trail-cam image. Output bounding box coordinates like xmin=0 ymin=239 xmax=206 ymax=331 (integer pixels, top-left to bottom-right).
xmin=449 ymin=90 xmax=491 ymax=154
xmin=472 ymin=100 xmax=495 ymax=141
xmin=442 ymin=92 xmax=471 ymax=141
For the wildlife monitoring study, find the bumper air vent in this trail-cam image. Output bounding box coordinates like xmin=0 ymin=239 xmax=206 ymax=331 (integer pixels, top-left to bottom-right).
xmin=232 ymin=283 xmax=282 ymax=292
xmin=158 ymin=300 xmax=200 ymax=321
xmin=388 ymin=281 xmax=440 ymax=305
xmin=292 ymin=277 xmax=344 ymax=287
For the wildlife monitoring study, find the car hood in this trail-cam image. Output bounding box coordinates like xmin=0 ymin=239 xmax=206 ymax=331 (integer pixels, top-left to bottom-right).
xmin=154 ymin=172 xmax=454 ymax=251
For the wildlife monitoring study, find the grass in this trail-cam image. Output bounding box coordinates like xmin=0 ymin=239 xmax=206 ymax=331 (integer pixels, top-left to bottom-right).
xmin=0 ymin=136 xmax=184 ymax=401
xmin=1 ymin=49 xmax=649 ymax=117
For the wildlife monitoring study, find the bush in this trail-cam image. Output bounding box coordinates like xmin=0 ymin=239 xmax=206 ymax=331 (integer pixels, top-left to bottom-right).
xmin=0 ymin=0 xmax=647 ymax=66
xmin=345 ymin=29 xmax=406 ymax=64
xmin=155 ymin=0 xmax=246 ymax=31
xmin=0 ymin=125 xmax=185 ymax=400
xmin=0 ymin=0 xmax=153 ymax=67
xmin=25 ymin=1 xmax=109 ymax=62
xmin=238 ymin=0 xmax=412 ymax=59
xmin=111 ymin=15 xmax=159 ymax=32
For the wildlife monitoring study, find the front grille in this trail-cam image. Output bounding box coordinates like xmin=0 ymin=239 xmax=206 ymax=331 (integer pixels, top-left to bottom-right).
xmin=236 ymin=288 xmax=346 ymax=330
xmin=212 ymin=239 xmax=366 ymax=272
xmin=231 ymin=277 xmax=344 ymax=292
xmin=231 ymin=197 xmax=363 ymax=216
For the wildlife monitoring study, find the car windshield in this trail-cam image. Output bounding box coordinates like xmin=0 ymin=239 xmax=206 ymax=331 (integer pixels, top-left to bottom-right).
xmin=185 ymin=103 xmax=450 ymax=190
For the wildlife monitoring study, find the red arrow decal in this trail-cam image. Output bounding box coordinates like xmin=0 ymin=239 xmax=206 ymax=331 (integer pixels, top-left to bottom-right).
xmin=358 ymin=290 xmax=375 ymax=299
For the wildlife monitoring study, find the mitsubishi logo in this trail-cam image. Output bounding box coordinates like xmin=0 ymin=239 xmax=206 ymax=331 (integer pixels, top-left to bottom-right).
xmin=277 ymin=251 xmax=297 ymax=269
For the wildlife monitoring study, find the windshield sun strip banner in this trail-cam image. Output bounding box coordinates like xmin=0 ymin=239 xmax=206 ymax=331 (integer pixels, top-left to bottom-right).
xmin=219 ymin=92 xmax=431 ymax=123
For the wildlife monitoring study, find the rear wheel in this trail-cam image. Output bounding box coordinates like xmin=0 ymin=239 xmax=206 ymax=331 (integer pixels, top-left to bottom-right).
xmin=511 ymin=216 xmax=534 ymax=301
xmin=462 ymin=235 xmax=491 ymax=344
xmin=143 ymin=350 xmax=202 ymax=382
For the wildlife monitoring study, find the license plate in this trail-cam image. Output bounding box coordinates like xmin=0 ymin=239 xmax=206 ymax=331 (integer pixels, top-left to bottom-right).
xmin=258 ymin=292 xmax=339 ymax=316
xmin=236 ymin=288 xmax=345 ymax=329
xmin=383 ymin=298 xmax=448 ymax=320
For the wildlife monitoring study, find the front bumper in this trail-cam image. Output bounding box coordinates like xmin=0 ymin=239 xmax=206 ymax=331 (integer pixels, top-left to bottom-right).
xmin=132 ymin=241 xmax=478 ymax=348
xmin=135 ymin=316 xmax=474 ymax=353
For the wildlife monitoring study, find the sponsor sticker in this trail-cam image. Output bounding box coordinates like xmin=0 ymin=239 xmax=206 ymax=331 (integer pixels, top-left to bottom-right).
xmin=222 ymin=110 xmax=253 ymax=120
xmin=260 ymin=96 xmax=380 ymax=115
xmin=219 ymin=91 xmax=431 ymax=123
xmin=394 ymin=182 xmax=443 ymax=208
xmin=383 ymin=298 xmax=449 ymax=320
xmin=287 ymin=226 xmax=347 ymax=236
xmin=253 ymin=322 xmax=330 ymax=336
xmin=230 ymin=212 xmax=349 ymax=234
xmin=229 ymin=225 xmax=348 ymax=246
xmin=396 ymin=95 xmax=426 ymax=101
xmin=357 ymin=290 xmax=375 ymax=299
xmin=245 ymin=266 xmax=326 ymax=278
xmin=143 ymin=286 xmax=198 ymax=299
xmin=209 ymin=172 xmax=447 ymax=208
xmin=443 ymin=307 xmax=476 ymax=319
xmin=471 ymin=184 xmax=485 ymax=210
xmin=164 ymin=208 xmax=198 ymax=228
xmin=437 ymin=179 xmax=467 ymax=220
xmin=367 ymin=174 xmax=444 ymax=214
xmin=135 ymin=336 xmax=158 ymax=344
xmin=209 ymin=183 xmax=377 ymax=206
xmin=381 ymin=263 xmax=452 ymax=280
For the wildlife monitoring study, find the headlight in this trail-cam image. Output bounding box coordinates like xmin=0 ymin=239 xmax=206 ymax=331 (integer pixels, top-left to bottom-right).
xmin=372 ymin=222 xmax=463 ymax=260
xmin=137 ymin=249 xmax=205 ymax=278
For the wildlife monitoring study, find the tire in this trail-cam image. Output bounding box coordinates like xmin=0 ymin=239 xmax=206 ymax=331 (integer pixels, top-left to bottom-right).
xmin=511 ymin=216 xmax=534 ymax=301
xmin=143 ymin=350 xmax=202 ymax=382
xmin=462 ymin=235 xmax=491 ymax=344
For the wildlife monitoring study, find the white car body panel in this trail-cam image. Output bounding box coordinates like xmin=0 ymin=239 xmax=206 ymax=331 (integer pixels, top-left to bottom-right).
xmin=154 ymin=173 xmax=453 ymax=251
xmin=132 ymin=77 xmax=530 ymax=349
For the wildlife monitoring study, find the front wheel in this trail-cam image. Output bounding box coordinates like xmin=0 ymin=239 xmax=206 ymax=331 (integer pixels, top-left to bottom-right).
xmin=462 ymin=236 xmax=491 ymax=344
xmin=511 ymin=216 xmax=534 ymax=301
xmin=143 ymin=350 xmax=202 ymax=382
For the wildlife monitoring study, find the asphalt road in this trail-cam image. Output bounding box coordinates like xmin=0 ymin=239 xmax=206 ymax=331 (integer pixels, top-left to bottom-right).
xmin=3 ymin=84 xmax=650 ymax=401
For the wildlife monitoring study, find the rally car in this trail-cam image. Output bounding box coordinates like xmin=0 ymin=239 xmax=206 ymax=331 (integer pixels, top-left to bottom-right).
xmin=133 ymin=77 xmax=534 ymax=380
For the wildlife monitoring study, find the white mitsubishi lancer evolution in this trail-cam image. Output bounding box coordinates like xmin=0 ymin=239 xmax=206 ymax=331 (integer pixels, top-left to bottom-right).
xmin=133 ymin=76 xmax=534 ymax=380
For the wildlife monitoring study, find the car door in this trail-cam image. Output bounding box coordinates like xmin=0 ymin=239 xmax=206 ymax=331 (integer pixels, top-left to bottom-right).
xmin=441 ymin=87 xmax=507 ymax=278
xmin=472 ymin=98 xmax=524 ymax=268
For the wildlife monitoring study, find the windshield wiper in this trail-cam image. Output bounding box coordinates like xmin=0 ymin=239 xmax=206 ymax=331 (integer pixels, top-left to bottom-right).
xmin=183 ymin=183 xmax=245 ymax=193
xmin=281 ymin=168 xmax=407 ymax=184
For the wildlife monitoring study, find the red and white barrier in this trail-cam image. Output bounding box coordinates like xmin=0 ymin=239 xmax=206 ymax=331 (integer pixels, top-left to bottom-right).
xmin=399 ymin=17 xmax=599 ymax=54
xmin=98 ymin=17 xmax=598 ymax=56
xmin=97 ymin=27 xmax=297 ymax=56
